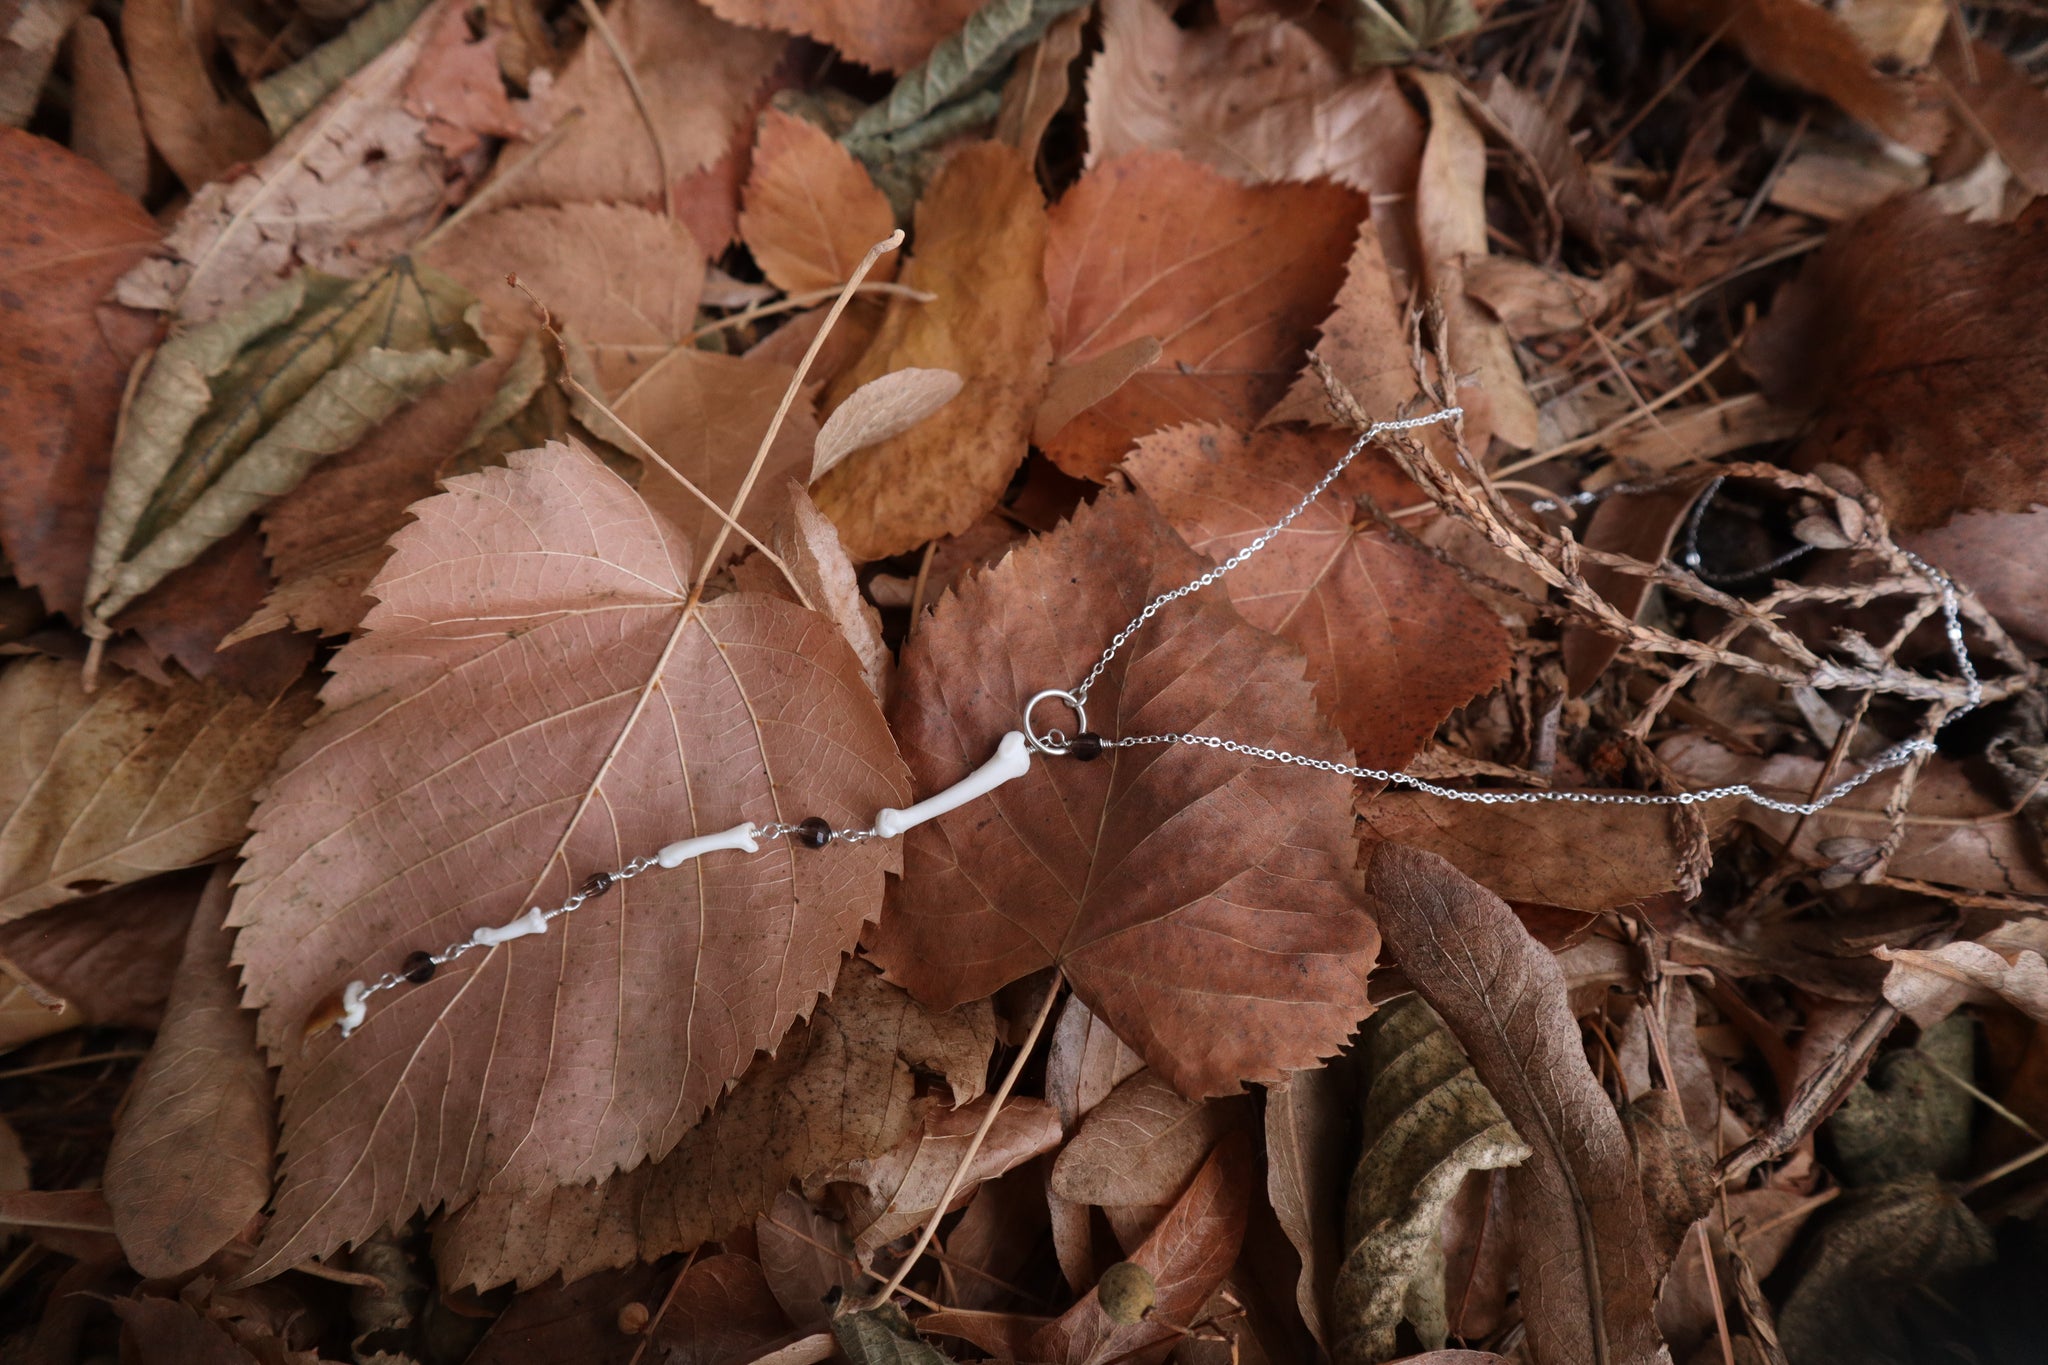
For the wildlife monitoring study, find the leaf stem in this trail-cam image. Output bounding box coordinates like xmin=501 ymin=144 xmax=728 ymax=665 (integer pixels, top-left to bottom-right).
xmin=855 ymin=969 xmax=1062 ymax=1313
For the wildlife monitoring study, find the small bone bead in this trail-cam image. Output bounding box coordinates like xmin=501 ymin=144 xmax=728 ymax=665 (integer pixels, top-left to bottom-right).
xmin=657 ymin=822 xmax=761 ymax=869
xmin=875 ymin=731 xmax=1033 ymax=839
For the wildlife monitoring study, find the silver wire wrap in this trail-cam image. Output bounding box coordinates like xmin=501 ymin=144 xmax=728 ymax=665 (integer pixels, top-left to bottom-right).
xmin=1078 ymin=408 xmax=1984 ymax=817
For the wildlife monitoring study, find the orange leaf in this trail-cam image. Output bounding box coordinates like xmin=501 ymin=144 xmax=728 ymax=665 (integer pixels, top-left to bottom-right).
xmin=739 ymin=109 xmax=898 ymax=296
xmin=703 ymin=0 xmax=980 ymax=74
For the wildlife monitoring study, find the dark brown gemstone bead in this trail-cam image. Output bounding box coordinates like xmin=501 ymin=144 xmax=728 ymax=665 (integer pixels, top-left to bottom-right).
xmin=402 ymin=951 xmax=437 ymax=984
xmin=1070 ymin=732 xmax=1106 ymax=761
xmin=580 ymin=870 xmax=615 ymax=898
xmin=794 ymin=817 xmax=834 ymax=849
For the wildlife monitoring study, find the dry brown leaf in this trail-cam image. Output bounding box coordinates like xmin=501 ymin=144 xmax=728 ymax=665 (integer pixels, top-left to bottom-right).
xmin=739 ymin=108 xmax=899 ymax=296
xmin=1939 ymin=37 xmax=2048 ymax=198
xmin=1359 ymin=795 xmax=1691 ymax=914
xmin=867 ymin=491 xmax=1379 ymax=1099
xmin=1600 ymin=393 xmax=1804 ymax=471
xmin=464 ymin=1262 xmax=663 ymax=1365
xmin=1904 ymin=509 xmax=2048 ymax=654
xmin=121 ymin=0 xmax=270 ymax=190
xmin=758 ymin=1191 xmax=864 ymax=1330
xmin=1648 ymin=0 xmax=1945 ymax=152
xmin=1750 ymin=195 xmax=2048 ymax=531
xmin=1127 ymin=424 xmax=1511 ymax=772
xmin=402 ymin=0 xmax=528 ymax=158
xmin=1033 ymin=335 xmax=1163 ymax=447
xmin=113 ymin=1297 xmax=266 ymax=1365
xmin=1411 ymin=71 xmax=1540 ymax=453
xmin=1087 ymin=0 xmax=1425 ymax=201
xmin=1027 ymin=1133 xmax=1253 ymax=1364
xmin=1558 ymin=480 xmax=1711 ymax=695
xmin=433 ymin=957 xmax=991 ymax=1290
xmin=1876 ymin=921 xmax=2048 ymax=1027
xmin=702 ymin=0 xmax=977 ymax=73
xmin=229 ymin=444 xmax=910 ymax=1279
xmin=812 ymin=367 xmax=963 ymax=481
xmin=66 ymin=16 xmax=150 ymax=201
xmin=1046 ymin=994 xmax=1146 ymax=1131
xmin=1482 ymin=76 xmax=1627 ymax=247
xmin=0 ymin=657 xmax=316 ymax=922
xmin=1365 ymin=841 xmax=1670 ymax=1365
xmin=654 ymin=1253 xmax=795 ymax=1363
xmin=1266 ymin=1056 xmax=1358 ymax=1350
xmin=1043 ymin=150 xmax=1365 ymax=480
xmin=1666 ymin=734 xmax=2048 ymax=895
xmin=815 ymin=1094 xmax=1062 ymax=1254
xmin=0 ymin=0 xmax=86 ymax=126
xmin=733 ymin=482 xmax=894 ymax=701
xmin=506 ymin=0 xmax=783 ymax=210
xmin=1052 ymin=1070 xmax=1251 ymax=1209
xmin=0 ymin=868 xmax=203 ymax=1049
xmin=995 ymin=6 xmax=1085 ymax=157
xmin=814 ymin=141 xmax=1049 ymax=560
xmin=104 ymin=865 xmax=275 ymax=1279
xmin=1465 ymin=257 xmax=1635 ymax=340
xmin=114 ymin=1 xmax=465 ymax=323
xmin=423 ymin=203 xmax=705 ymax=395
xmin=0 ymin=130 xmax=160 ymax=619
xmin=1268 ymin=222 xmax=1426 ymax=429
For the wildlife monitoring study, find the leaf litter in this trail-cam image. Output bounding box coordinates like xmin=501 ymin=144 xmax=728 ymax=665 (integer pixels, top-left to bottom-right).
xmin=6 ymin=0 xmax=2048 ymax=1362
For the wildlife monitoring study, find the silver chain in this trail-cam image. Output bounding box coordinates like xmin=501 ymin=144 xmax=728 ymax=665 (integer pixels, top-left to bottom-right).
xmin=1072 ymin=410 xmax=1984 ymax=816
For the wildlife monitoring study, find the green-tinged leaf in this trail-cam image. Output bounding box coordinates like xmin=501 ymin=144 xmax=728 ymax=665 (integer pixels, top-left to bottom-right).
xmin=1346 ymin=0 xmax=1479 ymax=66
xmin=833 ymin=1304 xmax=960 ymax=1365
xmin=1332 ymin=996 xmax=1530 ymax=1365
xmin=252 ymin=0 xmax=434 ymax=134
xmin=1825 ymin=1013 xmax=1975 ymax=1187
xmin=83 ymin=258 xmax=486 ymax=633
xmin=450 ymin=329 xmax=632 ymax=482
xmin=844 ymin=0 xmax=1086 ymax=145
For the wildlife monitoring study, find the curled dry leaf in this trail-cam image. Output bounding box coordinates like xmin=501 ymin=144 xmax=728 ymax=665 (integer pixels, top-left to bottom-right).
xmin=1266 ymin=1055 xmax=1359 ymax=1350
xmin=229 ymin=443 xmax=910 ymax=1279
xmin=1749 ymin=196 xmax=2048 ymax=531
xmin=0 ymin=657 xmax=317 ymax=921
xmin=1042 ymin=151 xmax=1364 ymax=480
xmin=104 ymin=866 xmax=275 ymax=1279
xmin=740 ymin=108 xmax=899 ymax=296
xmin=434 ymin=957 xmax=992 ymax=1290
xmin=84 ymin=262 xmax=486 ymax=634
xmin=1050 ymin=1070 xmax=1252 ymax=1209
xmin=994 ymin=6 xmax=1086 ymax=157
xmin=1127 ymin=425 xmax=1511 ymax=773
xmin=121 ymin=0 xmax=271 ymax=190
xmin=0 ymin=130 xmax=160 ymax=619
xmin=1876 ymin=920 xmax=2048 ymax=1027
xmin=834 ymin=1304 xmax=956 ymax=1365
xmin=0 ymin=0 xmax=86 ymax=127
xmin=1365 ymin=842 xmax=1670 ymax=1365
xmin=812 ymin=367 xmax=964 ymax=481
xmin=1904 ymin=510 xmax=2048 ymax=655
xmin=66 ymin=16 xmax=151 ymax=201
xmin=845 ymin=0 xmax=1089 ymax=147
xmin=1334 ymin=997 xmax=1529 ymax=1365
xmin=1034 ymin=335 xmax=1162 ymax=447
xmin=867 ymin=491 xmax=1379 ymax=1099
xmin=758 ymin=1191 xmax=864 ymax=1330
xmin=399 ymin=0 xmax=529 ymax=157
xmin=0 ymin=868 xmax=205 ymax=1049
xmin=704 ymin=0 xmax=977 ymax=74
xmin=1045 ymin=994 xmax=1146 ymax=1131
xmin=1267 ymin=222 xmax=1425 ymax=429
xmin=814 ymin=141 xmax=1049 ymax=560
xmin=732 ymin=482 xmax=894 ymax=701
xmin=1938 ymin=37 xmax=2048 ymax=198
xmin=651 ymin=1253 xmax=797 ymax=1364
xmin=1558 ymin=480 xmax=1713 ymax=695
xmin=115 ymin=1 xmax=469 ymax=323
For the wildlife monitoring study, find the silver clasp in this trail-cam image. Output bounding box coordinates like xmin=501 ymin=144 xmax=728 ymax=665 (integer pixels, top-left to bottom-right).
xmin=1022 ymin=689 xmax=1086 ymax=757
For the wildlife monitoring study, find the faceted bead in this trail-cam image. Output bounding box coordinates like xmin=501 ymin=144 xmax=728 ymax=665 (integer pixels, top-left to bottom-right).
xmin=580 ymin=870 xmax=615 ymax=898
xmin=794 ymin=817 xmax=834 ymax=849
xmin=402 ymin=951 xmax=437 ymax=984
xmin=1070 ymin=732 xmax=1106 ymax=761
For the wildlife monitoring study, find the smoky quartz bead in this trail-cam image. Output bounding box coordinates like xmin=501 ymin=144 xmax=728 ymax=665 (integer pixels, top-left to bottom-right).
xmin=402 ymin=951 xmax=437 ymax=984
xmin=1070 ymin=732 xmax=1106 ymax=761
xmin=580 ymin=870 xmax=615 ymax=898
xmin=794 ymin=817 xmax=834 ymax=849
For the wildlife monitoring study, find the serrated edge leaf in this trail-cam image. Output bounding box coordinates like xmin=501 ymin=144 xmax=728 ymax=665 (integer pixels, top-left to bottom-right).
xmin=845 ymin=0 xmax=1089 ymax=143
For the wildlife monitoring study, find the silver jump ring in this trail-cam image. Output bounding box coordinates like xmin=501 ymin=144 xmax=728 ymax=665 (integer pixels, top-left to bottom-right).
xmin=1023 ymin=688 xmax=1087 ymax=757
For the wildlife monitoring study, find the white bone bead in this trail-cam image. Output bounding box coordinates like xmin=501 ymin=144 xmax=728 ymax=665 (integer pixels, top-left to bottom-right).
xmin=657 ymin=821 xmax=761 ymax=869
xmin=338 ymin=980 xmax=369 ymax=1037
xmin=875 ymin=731 xmax=1033 ymax=839
xmin=472 ymin=904 xmax=550 ymax=946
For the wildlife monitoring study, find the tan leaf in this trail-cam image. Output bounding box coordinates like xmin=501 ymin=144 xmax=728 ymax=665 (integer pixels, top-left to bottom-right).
xmin=812 ymin=367 xmax=963 ymax=481
xmin=995 ymin=6 xmax=1086 ymax=157
xmin=1051 ymin=1070 xmax=1251 ymax=1208
xmin=0 ymin=869 xmax=204 ymax=1050
xmin=1559 ymin=480 xmax=1710 ymax=695
xmin=740 ymin=108 xmax=899 ymax=296
xmin=702 ymin=0 xmax=979 ymax=74
xmin=104 ymin=866 xmax=275 ymax=1279
xmin=1126 ymin=424 xmax=1511 ymax=772
xmin=1411 ymin=71 xmax=1540 ymax=453
xmin=230 ymin=443 xmax=910 ymax=1277
xmin=0 ymin=658 xmax=316 ymax=921
xmin=866 ymin=492 xmax=1379 ymax=1098
xmin=732 ymin=482 xmax=894 ymax=701
xmin=0 ymin=0 xmax=87 ymax=127
xmin=400 ymin=0 xmax=528 ymax=158
xmin=814 ymin=141 xmax=1049 ymax=560
xmin=1904 ymin=509 xmax=2048 ymax=655
xmin=653 ymin=1254 xmax=795 ymax=1363
xmin=1045 ymin=994 xmax=1145 ymax=1131
xmin=758 ymin=1191 xmax=865 ymax=1330
xmin=114 ymin=0 xmax=469 ymax=323
xmin=121 ymin=0 xmax=270 ymax=190
xmin=66 ymin=16 xmax=150 ymax=201
xmin=506 ymin=0 xmax=784 ymax=210
xmin=1266 ymin=1057 xmax=1359 ymax=1350
xmin=1876 ymin=921 xmax=2048 ymax=1027
xmin=1086 ymin=0 xmax=1425 ymax=201
xmin=1939 ymin=37 xmax=2048 ymax=198
xmin=1043 ymin=151 xmax=1364 ymax=480
xmin=1358 ymin=795 xmax=1692 ymax=914
xmin=1267 ymin=222 xmax=1426 ymax=429
xmin=1364 ymin=841 xmax=1670 ymax=1365
xmin=1464 ymin=257 xmax=1636 ymax=340
xmin=1032 ymin=336 xmax=1161 ymax=447
xmin=433 ymin=957 xmax=991 ymax=1289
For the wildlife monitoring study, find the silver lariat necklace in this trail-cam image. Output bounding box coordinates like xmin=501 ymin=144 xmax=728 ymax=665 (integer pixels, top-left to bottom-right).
xmin=332 ymin=407 xmax=1982 ymax=1037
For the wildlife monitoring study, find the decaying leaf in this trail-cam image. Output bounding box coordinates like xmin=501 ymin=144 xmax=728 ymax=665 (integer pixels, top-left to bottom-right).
xmin=259 ymin=0 xmax=441 ymax=138
xmin=1050 ymin=1070 xmax=1252 ymax=1209
xmin=1046 ymin=994 xmax=1146 ymax=1131
xmin=834 ymin=1303 xmax=958 ymax=1365
xmin=758 ymin=1191 xmax=863 ymax=1330
xmin=83 ymin=261 xmax=486 ymax=635
xmin=0 ymin=657 xmax=316 ymax=921
xmin=1558 ymin=480 xmax=1712 ymax=695
xmin=1042 ymin=151 xmax=1364 ymax=480
xmin=741 ymin=108 xmax=900 ymax=295
xmin=0 ymin=868 xmax=204 ymax=1050
xmin=812 ymin=367 xmax=963 ymax=481
xmin=66 ymin=16 xmax=150 ymax=201
xmin=813 ymin=141 xmax=1049 ymax=560
xmin=1126 ymin=424 xmax=1511 ymax=772
xmin=434 ymin=957 xmax=992 ymax=1289
xmin=230 ymin=443 xmax=910 ymax=1278
xmin=121 ymin=0 xmax=270 ymax=190
xmin=0 ymin=0 xmax=86 ymax=128
xmin=732 ymin=482 xmax=895 ymax=701
xmin=104 ymin=866 xmax=274 ymax=1279
xmin=994 ymin=6 xmax=1084 ymax=156
xmin=1333 ymin=996 xmax=1529 ymax=1365
xmin=1266 ymin=1056 xmax=1359 ymax=1349
xmin=1877 ymin=920 xmax=2048 ymax=1026
xmin=1365 ymin=842 xmax=1670 ymax=1365
xmin=706 ymin=0 xmax=977 ymax=74
xmin=844 ymin=0 xmax=1087 ymax=147
xmin=1346 ymin=0 xmax=1481 ymax=66
xmin=1267 ymin=223 xmax=1425 ymax=429
xmin=868 ymin=492 xmax=1379 ymax=1098
xmin=1825 ymin=1013 xmax=1973 ymax=1186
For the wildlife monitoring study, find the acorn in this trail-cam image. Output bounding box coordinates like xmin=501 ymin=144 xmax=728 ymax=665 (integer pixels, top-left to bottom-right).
xmin=1097 ymin=1260 xmax=1156 ymax=1325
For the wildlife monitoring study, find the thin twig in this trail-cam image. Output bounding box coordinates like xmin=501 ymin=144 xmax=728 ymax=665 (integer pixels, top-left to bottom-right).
xmin=0 ymin=1049 xmax=150 ymax=1080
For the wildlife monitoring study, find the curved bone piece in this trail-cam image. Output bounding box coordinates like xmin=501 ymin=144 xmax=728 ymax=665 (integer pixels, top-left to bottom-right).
xmin=657 ymin=821 xmax=762 ymax=869
xmin=338 ymin=980 xmax=369 ymax=1038
xmin=472 ymin=905 xmax=549 ymax=947
xmin=875 ymin=731 xmax=1034 ymax=839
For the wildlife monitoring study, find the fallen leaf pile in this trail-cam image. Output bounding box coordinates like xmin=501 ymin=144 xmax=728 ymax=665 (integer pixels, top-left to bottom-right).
xmin=2 ymin=1 xmax=2048 ymax=1363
